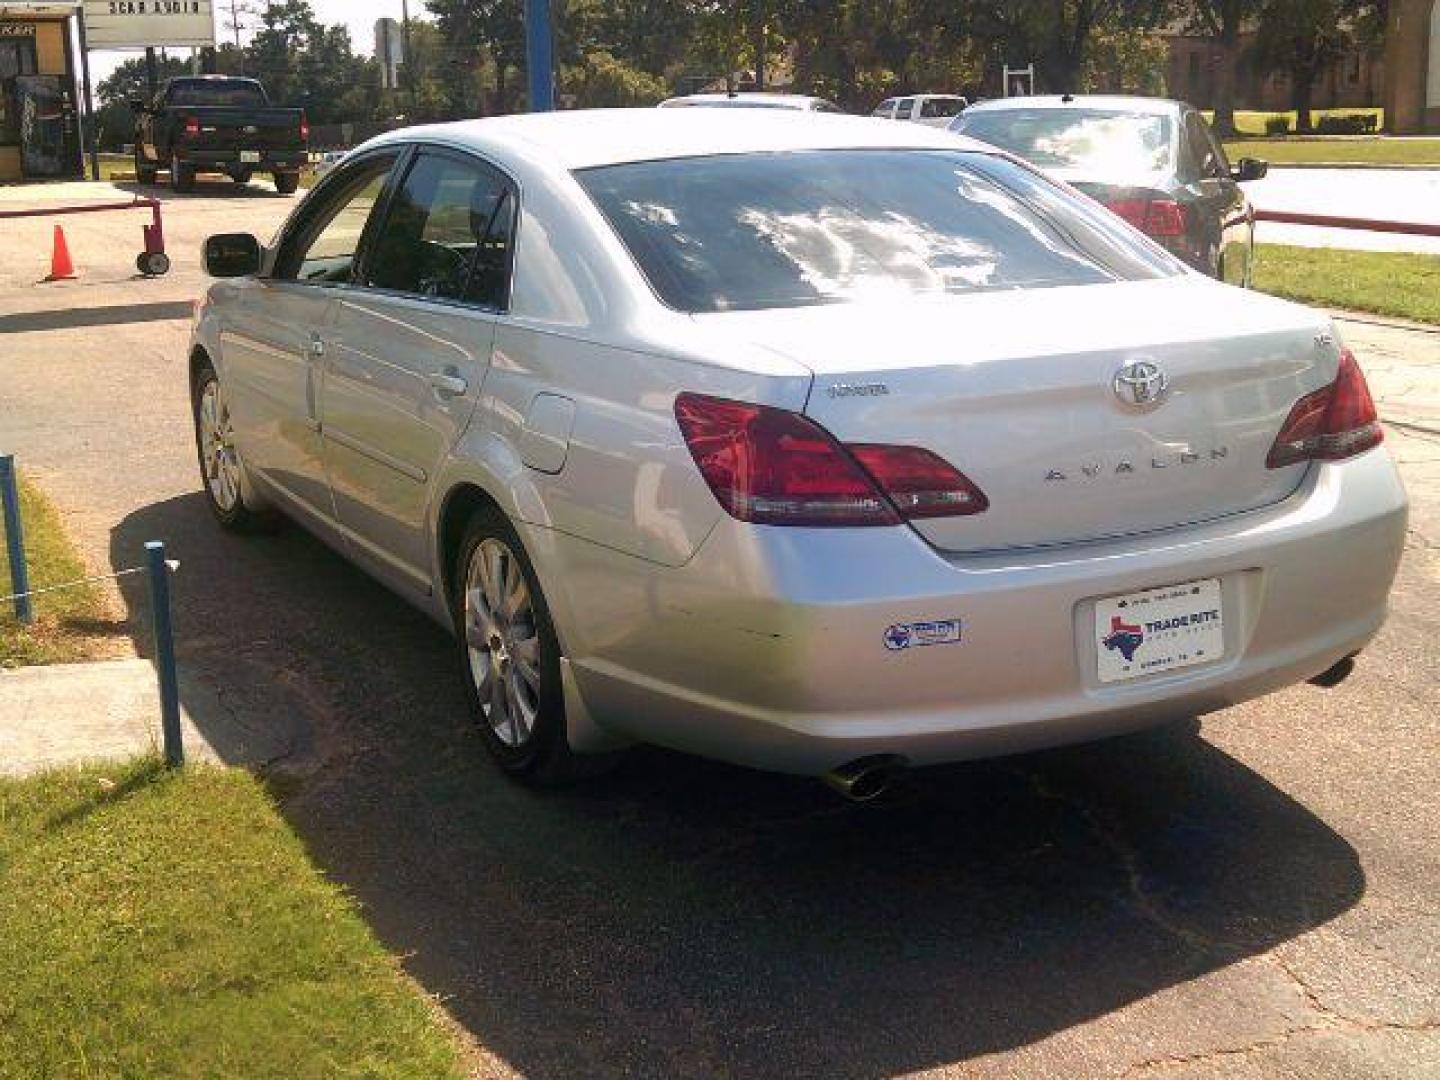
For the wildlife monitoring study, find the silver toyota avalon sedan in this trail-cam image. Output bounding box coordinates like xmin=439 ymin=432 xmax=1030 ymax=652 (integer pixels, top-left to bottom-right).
xmin=190 ymin=109 xmax=1407 ymax=793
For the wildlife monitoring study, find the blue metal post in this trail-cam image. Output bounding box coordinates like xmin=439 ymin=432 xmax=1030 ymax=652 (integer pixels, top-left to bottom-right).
xmin=145 ymin=541 xmax=184 ymax=768
xmin=524 ymin=0 xmax=555 ymax=112
xmin=1 ymin=455 xmax=33 ymax=625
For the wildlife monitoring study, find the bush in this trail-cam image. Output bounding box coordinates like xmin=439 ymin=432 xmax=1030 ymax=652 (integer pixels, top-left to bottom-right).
xmin=1316 ymin=114 xmax=1377 ymax=135
xmin=1265 ymin=116 xmax=1292 ymax=136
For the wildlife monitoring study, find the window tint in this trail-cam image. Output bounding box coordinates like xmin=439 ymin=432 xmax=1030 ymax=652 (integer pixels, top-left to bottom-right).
xmin=280 ymin=155 xmax=397 ymax=284
xmin=955 ymin=108 xmax=1174 ymax=173
xmin=365 ymin=152 xmax=514 ymax=308
xmin=576 ymin=150 xmax=1179 ymax=313
xmin=895 ymin=98 xmax=915 ymax=119
xmin=920 ymin=97 xmax=964 ymax=119
xmin=871 ymin=100 xmax=894 ymax=117
xmin=1186 ymin=112 xmax=1229 ymax=178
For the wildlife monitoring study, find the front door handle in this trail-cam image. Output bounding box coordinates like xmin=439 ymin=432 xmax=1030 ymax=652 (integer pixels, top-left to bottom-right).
xmin=428 ymin=370 xmax=469 ymax=399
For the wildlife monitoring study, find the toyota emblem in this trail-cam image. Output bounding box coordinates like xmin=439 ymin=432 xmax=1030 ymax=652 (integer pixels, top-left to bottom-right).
xmin=1112 ymin=360 xmax=1170 ymax=408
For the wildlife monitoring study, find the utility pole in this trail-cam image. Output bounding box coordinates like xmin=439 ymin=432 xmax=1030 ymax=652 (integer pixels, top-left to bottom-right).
xmin=752 ymin=0 xmax=766 ymax=91
xmin=524 ymin=0 xmax=555 ymax=111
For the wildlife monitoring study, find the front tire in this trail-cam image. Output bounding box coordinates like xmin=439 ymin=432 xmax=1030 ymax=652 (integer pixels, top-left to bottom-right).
xmin=193 ymin=360 xmax=267 ymax=531
xmin=453 ymin=507 xmax=596 ymax=784
xmin=134 ymin=151 xmax=157 ymax=184
xmin=273 ymin=171 xmax=300 ymax=195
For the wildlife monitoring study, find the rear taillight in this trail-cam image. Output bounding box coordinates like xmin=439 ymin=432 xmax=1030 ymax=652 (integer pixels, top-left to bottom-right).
xmin=848 ymin=445 xmax=989 ymax=518
xmin=183 ymin=116 xmax=200 ymax=138
xmin=1266 ymin=349 xmax=1382 ymax=469
xmin=1105 ymin=197 xmax=1187 ymax=238
xmin=674 ymin=393 xmax=987 ymax=527
xmin=300 ymin=112 xmax=310 ymax=142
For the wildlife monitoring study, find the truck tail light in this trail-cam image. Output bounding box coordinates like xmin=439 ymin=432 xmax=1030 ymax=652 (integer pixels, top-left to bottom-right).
xmin=300 ymin=112 xmax=310 ymax=142
xmin=674 ymin=393 xmax=987 ymax=527
xmin=183 ymin=116 xmax=200 ymax=139
xmin=1267 ymin=349 xmax=1383 ymax=469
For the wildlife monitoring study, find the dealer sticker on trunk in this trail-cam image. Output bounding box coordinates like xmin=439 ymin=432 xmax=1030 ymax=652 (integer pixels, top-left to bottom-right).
xmin=1094 ymin=578 xmax=1224 ymax=684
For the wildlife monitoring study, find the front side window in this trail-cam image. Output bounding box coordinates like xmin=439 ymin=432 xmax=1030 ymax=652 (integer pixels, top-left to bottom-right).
xmin=895 ymin=98 xmax=915 ymax=119
xmin=277 ymin=154 xmax=397 ymax=283
xmin=576 ymin=150 xmax=1180 ymax=313
xmin=364 ymin=151 xmax=515 ymax=308
xmin=1186 ymin=112 xmax=1229 ymax=179
xmin=955 ymin=108 xmax=1174 ymax=174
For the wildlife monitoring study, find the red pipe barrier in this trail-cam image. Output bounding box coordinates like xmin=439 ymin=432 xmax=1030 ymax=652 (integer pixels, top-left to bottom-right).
xmin=1254 ymin=208 xmax=1440 ymax=238
xmin=0 ymin=198 xmax=170 ymax=276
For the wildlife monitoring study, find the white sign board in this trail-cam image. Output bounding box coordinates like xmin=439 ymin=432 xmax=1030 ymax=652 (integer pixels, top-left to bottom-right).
xmin=82 ymin=1 xmax=216 ymax=49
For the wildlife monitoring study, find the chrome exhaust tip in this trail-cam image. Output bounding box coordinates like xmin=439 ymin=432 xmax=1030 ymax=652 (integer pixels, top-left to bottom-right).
xmin=823 ymin=755 xmax=907 ymax=802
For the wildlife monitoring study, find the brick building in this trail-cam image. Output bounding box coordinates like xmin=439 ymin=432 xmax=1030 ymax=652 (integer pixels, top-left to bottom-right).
xmin=1385 ymin=0 xmax=1439 ymax=133
xmin=1162 ymin=25 xmax=1385 ymax=115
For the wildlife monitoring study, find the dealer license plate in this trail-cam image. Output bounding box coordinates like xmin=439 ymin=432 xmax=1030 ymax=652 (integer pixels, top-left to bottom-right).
xmin=240 ymin=151 xmax=261 ymax=164
xmin=1094 ymin=578 xmax=1224 ymax=684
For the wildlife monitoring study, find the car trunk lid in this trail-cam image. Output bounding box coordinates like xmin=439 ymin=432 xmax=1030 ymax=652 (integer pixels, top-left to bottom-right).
xmin=693 ymin=278 xmax=1333 ymax=554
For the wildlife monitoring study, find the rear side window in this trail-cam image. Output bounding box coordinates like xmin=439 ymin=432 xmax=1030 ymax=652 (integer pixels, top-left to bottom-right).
xmin=920 ymin=97 xmax=964 ymax=119
xmin=576 ymin=149 xmax=1179 ymax=313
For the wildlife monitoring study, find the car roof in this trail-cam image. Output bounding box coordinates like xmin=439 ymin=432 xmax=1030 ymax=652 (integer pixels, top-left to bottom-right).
xmin=367 ymin=107 xmax=990 ymax=171
xmin=963 ymin=95 xmax=1183 ymax=116
xmin=658 ymin=92 xmax=825 ymax=109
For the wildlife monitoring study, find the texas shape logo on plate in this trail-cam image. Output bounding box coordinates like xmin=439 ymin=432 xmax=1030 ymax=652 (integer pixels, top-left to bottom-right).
xmin=884 ymin=619 xmax=962 ymax=651
xmin=1101 ymin=615 xmax=1145 ymax=662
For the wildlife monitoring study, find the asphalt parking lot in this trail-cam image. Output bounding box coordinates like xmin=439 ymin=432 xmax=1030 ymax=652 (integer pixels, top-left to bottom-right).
xmin=1 ymin=181 xmax=1437 ymax=1078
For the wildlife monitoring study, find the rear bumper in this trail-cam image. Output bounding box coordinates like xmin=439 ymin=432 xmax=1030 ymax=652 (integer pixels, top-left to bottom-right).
xmin=175 ymin=149 xmax=307 ymax=172
xmin=535 ymin=448 xmax=1407 ymax=775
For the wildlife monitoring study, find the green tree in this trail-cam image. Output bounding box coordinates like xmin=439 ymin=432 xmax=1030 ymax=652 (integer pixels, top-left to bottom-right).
xmin=1184 ymin=0 xmax=1262 ymax=136
xmin=95 ymin=53 xmax=190 ymax=150
xmin=1253 ymin=0 xmax=1379 ymax=131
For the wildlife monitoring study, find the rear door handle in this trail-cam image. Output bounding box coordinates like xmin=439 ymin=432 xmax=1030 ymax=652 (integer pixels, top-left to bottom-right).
xmin=428 ymin=370 xmax=469 ymax=399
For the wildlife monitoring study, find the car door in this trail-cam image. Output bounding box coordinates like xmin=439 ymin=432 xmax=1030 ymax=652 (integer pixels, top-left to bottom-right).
xmin=1183 ymin=109 xmax=1251 ymax=285
xmin=320 ymin=146 xmax=513 ymax=592
xmin=219 ymin=150 xmax=401 ymax=521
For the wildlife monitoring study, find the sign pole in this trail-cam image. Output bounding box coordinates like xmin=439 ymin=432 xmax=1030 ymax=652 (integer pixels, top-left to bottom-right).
xmin=524 ymin=0 xmax=554 ymax=112
xmin=75 ymin=9 xmax=99 ymax=181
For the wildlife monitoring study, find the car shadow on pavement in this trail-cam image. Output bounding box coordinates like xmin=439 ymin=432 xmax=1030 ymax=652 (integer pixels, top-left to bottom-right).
xmin=109 ymin=180 xmax=296 ymax=201
xmin=110 ymin=492 xmax=1365 ymax=1078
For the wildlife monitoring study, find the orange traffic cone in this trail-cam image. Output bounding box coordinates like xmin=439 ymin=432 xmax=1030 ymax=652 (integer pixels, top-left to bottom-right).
xmin=45 ymin=224 xmax=77 ymax=282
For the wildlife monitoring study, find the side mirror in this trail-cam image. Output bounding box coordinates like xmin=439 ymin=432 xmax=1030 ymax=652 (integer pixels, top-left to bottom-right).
xmin=204 ymin=233 xmax=263 ymax=278
xmin=1232 ymin=157 xmax=1268 ymax=182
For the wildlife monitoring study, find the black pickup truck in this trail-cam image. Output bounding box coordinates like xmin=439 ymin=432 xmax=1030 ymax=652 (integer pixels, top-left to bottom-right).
xmin=132 ymin=76 xmax=308 ymax=195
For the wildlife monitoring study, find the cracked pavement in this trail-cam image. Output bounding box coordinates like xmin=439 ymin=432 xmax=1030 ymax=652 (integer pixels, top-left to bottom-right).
xmin=0 ymin=184 xmax=1436 ymax=1077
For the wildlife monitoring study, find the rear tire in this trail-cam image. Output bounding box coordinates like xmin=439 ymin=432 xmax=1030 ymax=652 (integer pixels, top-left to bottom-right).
xmin=171 ymin=154 xmax=195 ymax=193
xmin=273 ymin=172 xmax=300 ymax=195
xmin=452 ymin=506 xmax=609 ymax=785
xmin=232 ymin=169 xmax=254 ymax=185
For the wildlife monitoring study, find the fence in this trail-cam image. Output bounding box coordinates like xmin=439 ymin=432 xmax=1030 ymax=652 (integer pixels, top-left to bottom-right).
xmin=1 ymin=455 xmax=185 ymax=767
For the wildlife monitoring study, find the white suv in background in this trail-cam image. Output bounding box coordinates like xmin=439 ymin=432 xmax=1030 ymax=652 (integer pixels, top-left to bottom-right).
xmin=872 ymin=94 xmax=968 ymax=126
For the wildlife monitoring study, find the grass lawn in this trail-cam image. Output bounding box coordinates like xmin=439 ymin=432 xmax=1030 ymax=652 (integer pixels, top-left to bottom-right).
xmin=1223 ymin=137 xmax=1440 ymax=166
xmin=0 ymin=473 xmax=124 ymax=668
xmin=1254 ymin=244 xmax=1440 ymax=325
xmin=0 ymin=759 xmax=462 ymax=1079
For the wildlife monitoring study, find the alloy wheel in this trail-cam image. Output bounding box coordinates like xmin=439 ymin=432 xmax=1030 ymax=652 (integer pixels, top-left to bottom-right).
xmin=199 ymin=378 xmax=241 ymax=512
xmin=463 ymin=537 xmax=542 ymax=748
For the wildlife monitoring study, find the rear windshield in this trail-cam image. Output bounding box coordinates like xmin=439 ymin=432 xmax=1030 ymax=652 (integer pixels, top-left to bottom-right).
xmin=576 ymin=150 xmax=1178 ymax=312
xmin=920 ymin=97 xmax=965 ymax=119
xmin=955 ymin=109 xmax=1174 ymax=173
xmin=168 ymin=81 xmax=268 ymax=108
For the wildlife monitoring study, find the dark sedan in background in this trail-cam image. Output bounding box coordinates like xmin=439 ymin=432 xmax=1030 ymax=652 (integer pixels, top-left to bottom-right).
xmin=951 ymin=95 xmax=1267 ymax=285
